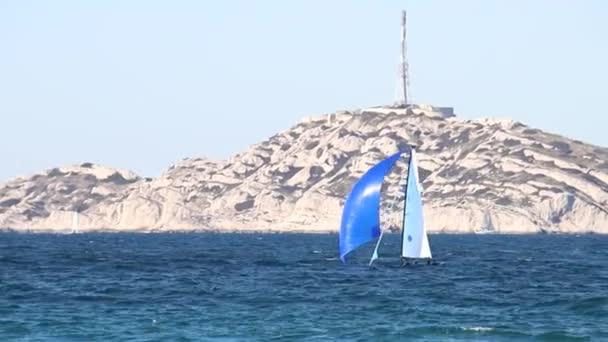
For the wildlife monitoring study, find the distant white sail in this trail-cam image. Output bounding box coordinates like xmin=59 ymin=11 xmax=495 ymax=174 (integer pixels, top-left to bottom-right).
xmin=71 ymin=211 xmax=79 ymax=234
xmin=483 ymin=211 xmax=494 ymax=231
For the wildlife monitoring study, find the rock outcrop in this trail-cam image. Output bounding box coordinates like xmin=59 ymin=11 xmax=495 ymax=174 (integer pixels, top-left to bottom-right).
xmin=1 ymin=106 xmax=607 ymax=233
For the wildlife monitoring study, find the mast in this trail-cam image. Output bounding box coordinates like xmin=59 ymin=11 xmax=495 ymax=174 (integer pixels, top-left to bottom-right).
xmin=400 ymin=150 xmax=414 ymax=258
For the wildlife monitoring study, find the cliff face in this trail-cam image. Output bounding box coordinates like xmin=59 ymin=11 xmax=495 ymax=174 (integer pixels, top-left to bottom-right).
xmin=2 ymin=106 xmax=607 ymax=233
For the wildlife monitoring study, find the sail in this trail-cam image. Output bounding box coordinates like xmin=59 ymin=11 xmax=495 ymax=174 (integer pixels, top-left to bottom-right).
xmin=369 ymin=230 xmax=384 ymax=266
xmin=401 ymin=149 xmax=432 ymax=259
xmin=72 ymin=212 xmax=79 ymax=233
xmin=483 ymin=211 xmax=494 ymax=231
xmin=339 ymin=152 xmax=401 ymax=263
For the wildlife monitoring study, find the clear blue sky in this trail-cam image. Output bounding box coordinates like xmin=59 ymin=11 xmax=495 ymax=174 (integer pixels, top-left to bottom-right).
xmin=1 ymin=1 xmax=606 ymax=181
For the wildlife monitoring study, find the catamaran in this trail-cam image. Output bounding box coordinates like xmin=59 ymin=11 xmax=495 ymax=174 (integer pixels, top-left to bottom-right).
xmin=339 ymin=146 xmax=432 ymax=266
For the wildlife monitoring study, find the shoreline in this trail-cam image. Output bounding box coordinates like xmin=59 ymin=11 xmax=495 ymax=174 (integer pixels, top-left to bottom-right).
xmin=0 ymin=228 xmax=603 ymax=235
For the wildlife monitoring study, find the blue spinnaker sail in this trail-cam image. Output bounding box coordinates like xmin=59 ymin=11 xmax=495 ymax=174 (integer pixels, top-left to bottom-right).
xmin=339 ymin=152 xmax=401 ymax=263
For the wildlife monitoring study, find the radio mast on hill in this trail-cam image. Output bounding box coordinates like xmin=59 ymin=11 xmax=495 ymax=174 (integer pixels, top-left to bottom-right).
xmin=394 ymin=10 xmax=410 ymax=107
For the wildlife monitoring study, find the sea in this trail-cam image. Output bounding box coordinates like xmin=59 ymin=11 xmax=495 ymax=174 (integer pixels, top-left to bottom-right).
xmin=1 ymin=233 xmax=607 ymax=341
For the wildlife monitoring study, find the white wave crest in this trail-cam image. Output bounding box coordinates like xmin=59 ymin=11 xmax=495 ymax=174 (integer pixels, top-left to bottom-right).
xmin=461 ymin=326 xmax=494 ymax=332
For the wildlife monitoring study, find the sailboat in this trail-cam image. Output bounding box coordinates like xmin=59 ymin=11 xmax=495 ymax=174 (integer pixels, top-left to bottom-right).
xmin=71 ymin=211 xmax=79 ymax=234
xmin=478 ymin=210 xmax=495 ymax=234
xmin=339 ymin=146 xmax=432 ymax=266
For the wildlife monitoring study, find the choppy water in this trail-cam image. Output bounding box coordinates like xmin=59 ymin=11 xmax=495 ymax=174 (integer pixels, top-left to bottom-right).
xmin=1 ymin=233 xmax=607 ymax=341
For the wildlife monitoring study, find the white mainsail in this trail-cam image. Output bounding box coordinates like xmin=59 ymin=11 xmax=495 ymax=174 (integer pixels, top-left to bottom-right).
xmin=401 ymin=149 xmax=432 ymax=259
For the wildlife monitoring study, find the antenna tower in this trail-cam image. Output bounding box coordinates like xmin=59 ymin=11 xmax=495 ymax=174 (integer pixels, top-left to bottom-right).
xmin=394 ymin=10 xmax=410 ymax=107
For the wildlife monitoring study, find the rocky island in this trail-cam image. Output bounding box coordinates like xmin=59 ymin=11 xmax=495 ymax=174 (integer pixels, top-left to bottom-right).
xmin=1 ymin=105 xmax=607 ymax=233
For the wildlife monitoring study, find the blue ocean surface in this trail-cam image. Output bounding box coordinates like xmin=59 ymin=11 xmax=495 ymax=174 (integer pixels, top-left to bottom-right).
xmin=1 ymin=233 xmax=607 ymax=341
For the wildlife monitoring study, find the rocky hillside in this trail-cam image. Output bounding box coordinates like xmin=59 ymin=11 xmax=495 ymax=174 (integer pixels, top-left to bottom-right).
xmin=1 ymin=105 xmax=607 ymax=233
